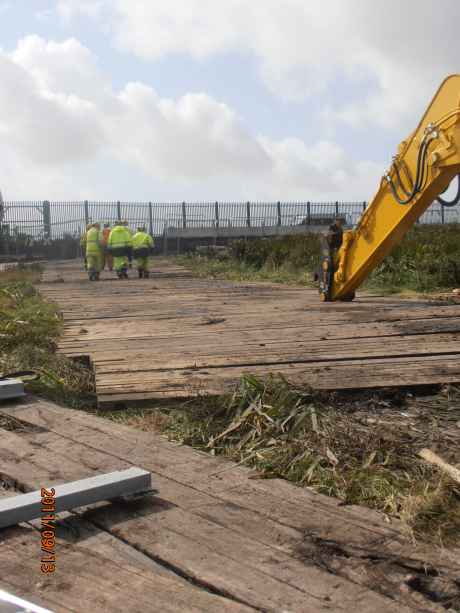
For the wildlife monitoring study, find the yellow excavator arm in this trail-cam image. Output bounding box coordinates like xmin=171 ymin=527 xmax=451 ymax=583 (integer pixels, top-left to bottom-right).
xmin=319 ymin=74 xmax=460 ymax=301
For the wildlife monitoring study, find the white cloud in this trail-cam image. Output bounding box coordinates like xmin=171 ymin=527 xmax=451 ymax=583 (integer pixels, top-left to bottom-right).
xmin=0 ymin=50 xmax=104 ymax=167
xmin=258 ymin=138 xmax=381 ymax=199
xmin=67 ymin=0 xmax=460 ymax=130
xmin=11 ymin=35 xmax=106 ymax=99
xmin=111 ymin=84 xmax=271 ymax=180
xmin=0 ymin=35 xmax=380 ymax=200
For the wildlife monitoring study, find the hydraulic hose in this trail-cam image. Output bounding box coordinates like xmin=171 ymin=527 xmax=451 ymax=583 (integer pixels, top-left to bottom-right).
xmin=389 ymin=111 xmax=460 ymax=207
xmin=387 ymin=137 xmax=431 ymax=205
xmin=393 ymin=161 xmax=412 ymax=198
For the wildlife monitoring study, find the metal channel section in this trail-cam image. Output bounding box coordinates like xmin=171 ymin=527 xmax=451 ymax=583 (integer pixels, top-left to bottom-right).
xmin=0 ymin=467 xmax=152 ymax=529
xmin=0 ymin=379 xmax=25 ymax=400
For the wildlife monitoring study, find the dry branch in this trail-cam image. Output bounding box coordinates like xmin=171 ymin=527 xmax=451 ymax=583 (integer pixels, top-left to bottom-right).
xmin=418 ymin=448 xmax=460 ymax=484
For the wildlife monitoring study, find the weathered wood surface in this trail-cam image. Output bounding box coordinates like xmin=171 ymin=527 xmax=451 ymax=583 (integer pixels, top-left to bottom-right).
xmin=41 ymin=259 xmax=460 ymax=402
xmin=1 ymin=397 xmax=459 ymax=612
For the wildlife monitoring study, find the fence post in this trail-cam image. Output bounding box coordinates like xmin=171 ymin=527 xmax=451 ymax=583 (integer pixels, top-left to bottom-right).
xmin=163 ymin=224 xmax=168 ymax=256
xmin=307 ymin=201 xmax=311 ymax=225
xmin=277 ymin=201 xmax=282 ymax=226
xmin=84 ymin=200 xmax=89 ymax=227
xmin=42 ymin=201 xmax=51 ymax=239
xmin=246 ymin=202 xmax=251 ymax=227
xmin=215 ymin=201 xmax=219 ymax=228
xmin=362 ymin=201 xmax=367 ymax=212
xmin=182 ymin=202 xmax=187 ymax=229
xmin=117 ymin=201 xmax=121 ymax=221
xmin=335 ymin=201 xmax=339 ymax=217
xmin=440 ymin=202 xmax=445 ymax=225
xmin=149 ymin=202 xmax=154 ymax=236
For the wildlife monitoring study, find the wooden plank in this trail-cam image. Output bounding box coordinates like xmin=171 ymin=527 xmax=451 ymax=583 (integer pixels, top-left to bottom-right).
xmin=1 ymin=525 xmax=252 ymax=613
xmin=38 ymin=260 xmax=460 ymax=400
xmin=0 ymin=492 xmax=254 ymax=612
xmin=0 ymin=402 xmax=406 ymax=548
xmin=6 ymin=397 xmax=459 ymax=574
xmin=3 ymin=399 xmax=459 ymax=610
xmin=91 ymin=334 xmax=460 ymax=373
xmin=0 ymin=400 xmax=432 ymax=612
xmin=93 ymin=354 xmax=460 ymax=401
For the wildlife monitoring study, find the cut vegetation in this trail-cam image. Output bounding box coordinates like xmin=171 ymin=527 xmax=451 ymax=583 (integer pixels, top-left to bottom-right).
xmin=104 ymin=375 xmax=460 ymax=547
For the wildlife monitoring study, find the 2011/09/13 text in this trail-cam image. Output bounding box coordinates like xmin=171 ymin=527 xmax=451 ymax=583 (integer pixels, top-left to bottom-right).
xmin=41 ymin=488 xmax=56 ymax=573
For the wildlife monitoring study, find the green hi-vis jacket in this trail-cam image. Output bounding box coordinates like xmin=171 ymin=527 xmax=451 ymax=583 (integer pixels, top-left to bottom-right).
xmin=85 ymin=227 xmax=102 ymax=256
xmin=132 ymin=231 xmax=154 ymax=250
xmin=108 ymin=225 xmax=133 ymax=249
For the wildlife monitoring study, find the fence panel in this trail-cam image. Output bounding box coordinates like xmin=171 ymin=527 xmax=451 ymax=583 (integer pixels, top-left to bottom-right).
xmin=2 ymin=200 xmax=460 ymax=245
xmin=2 ymin=201 xmax=45 ymax=238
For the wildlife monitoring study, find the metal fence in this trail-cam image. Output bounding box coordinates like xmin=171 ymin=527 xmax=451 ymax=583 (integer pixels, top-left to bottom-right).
xmin=0 ymin=199 xmax=458 ymax=242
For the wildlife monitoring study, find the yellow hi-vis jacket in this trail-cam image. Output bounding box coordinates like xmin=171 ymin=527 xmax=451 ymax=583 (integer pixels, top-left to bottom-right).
xmin=132 ymin=231 xmax=154 ymax=250
xmin=108 ymin=225 xmax=132 ymax=250
xmin=86 ymin=227 xmax=102 ymax=256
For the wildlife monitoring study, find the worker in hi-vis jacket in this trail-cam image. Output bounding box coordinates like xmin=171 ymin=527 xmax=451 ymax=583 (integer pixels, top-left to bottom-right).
xmin=85 ymin=223 xmax=103 ymax=281
xmin=108 ymin=221 xmax=132 ymax=279
xmin=132 ymin=226 xmax=154 ymax=278
xmin=80 ymin=223 xmax=93 ymax=270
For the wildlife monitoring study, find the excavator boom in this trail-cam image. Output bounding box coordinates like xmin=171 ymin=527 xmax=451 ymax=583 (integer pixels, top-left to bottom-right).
xmin=321 ymin=74 xmax=460 ymax=301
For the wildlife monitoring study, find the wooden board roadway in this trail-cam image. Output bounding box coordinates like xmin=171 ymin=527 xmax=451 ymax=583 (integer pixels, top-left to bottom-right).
xmin=1 ymin=396 xmax=459 ymax=612
xmin=41 ymin=259 xmax=460 ymax=404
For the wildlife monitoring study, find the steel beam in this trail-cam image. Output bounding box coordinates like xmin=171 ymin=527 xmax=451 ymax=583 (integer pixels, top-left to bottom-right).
xmin=0 ymin=468 xmax=152 ymax=529
xmin=0 ymin=379 xmax=25 ymax=400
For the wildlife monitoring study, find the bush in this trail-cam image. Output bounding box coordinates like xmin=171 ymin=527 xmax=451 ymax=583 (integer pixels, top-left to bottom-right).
xmin=370 ymin=224 xmax=460 ymax=292
xmin=189 ymin=224 xmax=460 ymax=293
xmin=229 ymin=234 xmax=322 ymax=271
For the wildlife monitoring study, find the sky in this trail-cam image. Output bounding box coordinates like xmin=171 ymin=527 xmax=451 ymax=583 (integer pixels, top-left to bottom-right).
xmin=1 ymin=0 xmax=460 ymax=201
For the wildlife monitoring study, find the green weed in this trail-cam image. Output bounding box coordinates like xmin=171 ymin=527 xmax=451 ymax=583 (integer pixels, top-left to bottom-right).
xmin=0 ymin=268 xmax=95 ymax=408
xmin=181 ymin=224 xmax=460 ymax=294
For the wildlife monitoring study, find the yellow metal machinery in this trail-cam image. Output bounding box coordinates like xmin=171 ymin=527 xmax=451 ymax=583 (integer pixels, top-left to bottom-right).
xmin=319 ymin=74 xmax=460 ymax=302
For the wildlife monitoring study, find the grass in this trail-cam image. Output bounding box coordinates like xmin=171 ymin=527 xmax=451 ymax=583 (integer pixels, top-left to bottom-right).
xmin=181 ymin=255 xmax=313 ymax=286
xmin=104 ymin=375 xmax=460 ymax=546
xmin=0 ymin=265 xmax=95 ymax=408
xmin=179 ymin=224 xmax=460 ymax=295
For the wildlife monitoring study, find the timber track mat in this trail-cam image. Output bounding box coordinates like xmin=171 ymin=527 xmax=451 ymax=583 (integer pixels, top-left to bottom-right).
xmin=0 ymin=397 xmax=459 ymax=612
xmin=40 ymin=259 xmax=460 ymax=404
